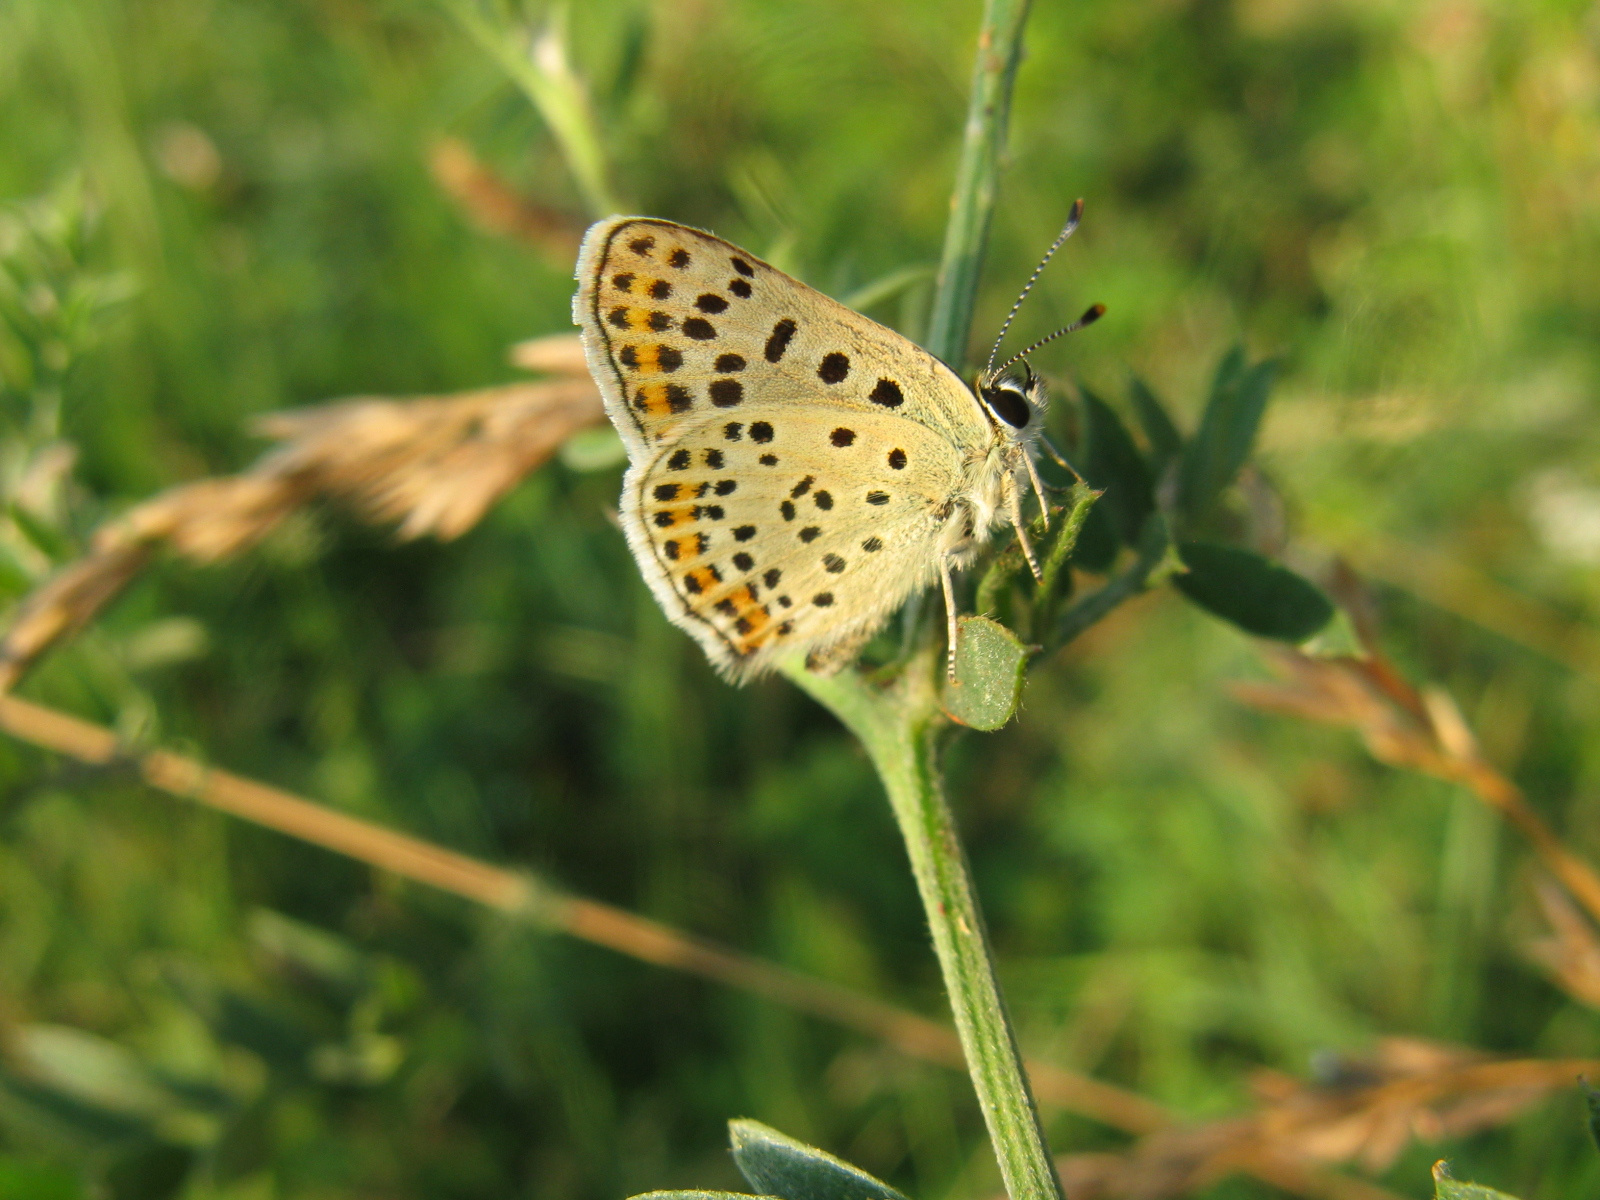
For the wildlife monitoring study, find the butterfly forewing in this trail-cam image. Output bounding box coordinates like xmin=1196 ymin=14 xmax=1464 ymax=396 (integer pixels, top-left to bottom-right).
xmin=575 ymin=217 xmax=993 ymax=679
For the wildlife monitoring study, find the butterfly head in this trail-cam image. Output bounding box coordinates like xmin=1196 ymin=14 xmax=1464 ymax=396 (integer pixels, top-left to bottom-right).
xmin=976 ymin=362 xmax=1047 ymax=442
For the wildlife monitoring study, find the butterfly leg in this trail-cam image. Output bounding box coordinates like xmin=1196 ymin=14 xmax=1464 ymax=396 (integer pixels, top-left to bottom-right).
xmin=1039 ymin=435 xmax=1085 ymax=482
xmin=1006 ymin=472 xmax=1044 ymax=583
xmin=1023 ymin=450 xmax=1051 ymax=532
xmin=941 ymin=554 xmax=960 ymax=682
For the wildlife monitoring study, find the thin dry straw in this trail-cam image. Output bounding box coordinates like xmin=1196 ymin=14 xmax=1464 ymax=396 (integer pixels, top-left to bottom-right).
xmin=0 ymin=689 xmax=1437 ymax=1200
xmin=0 ymin=690 xmax=1169 ymax=1137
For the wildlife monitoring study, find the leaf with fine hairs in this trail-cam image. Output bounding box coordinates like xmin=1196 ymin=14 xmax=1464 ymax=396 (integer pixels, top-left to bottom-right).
xmin=1432 ymin=1161 xmax=1522 ymax=1200
xmin=729 ymin=1119 xmax=908 ymax=1200
xmin=1174 ymin=542 xmax=1333 ymax=643
xmin=940 ymin=615 xmax=1028 ymax=731
xmin=1127 ymin=374 xmax=1182 ymax=474
xmin=1080 ymin=386 xmax=1153 ymax=545
xmin=1177 ymin=347 xmax=1277 ymax=520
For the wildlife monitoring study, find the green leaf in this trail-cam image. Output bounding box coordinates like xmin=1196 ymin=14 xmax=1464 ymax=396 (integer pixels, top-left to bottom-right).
xmin=1080 ymin=387 xmax=1153 ymax=545
xmin=0 ymin=1068 xmax=149 ymax=1147
xmin=1177 ymin=348 xmax=1277 ymax=519
xmin=1036 ymin=484 xmax=1098 ymax=606
xmin=10 ymin=1026 xmax=175 ymax=1119
xmin=630 ymin=1194 xmax=775 ymax=1200
xmin=1069 ymin=501 xmax=1118 ymax=571
xmin=1127 ymin=374 xmax=1182 ymax=473
xmin=1432 ymin=1161 xmax=1523 ymax=1200
xmin=729 ymin=1119 xmax=908 ymax=1200
xmin=939 ymin=616 xmax=1027 ymax=731
xmin=1173 ymin=542 xmax=1333 ymax=642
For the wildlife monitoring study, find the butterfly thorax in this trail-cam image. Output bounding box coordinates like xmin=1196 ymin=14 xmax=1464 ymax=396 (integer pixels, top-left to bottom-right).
xmin=940 ymin=370 xmax=1049 ymax=565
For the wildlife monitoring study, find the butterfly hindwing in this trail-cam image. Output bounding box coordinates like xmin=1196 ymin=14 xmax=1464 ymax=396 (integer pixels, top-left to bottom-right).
xmin=574 ymin=216 xmax=996 ymax=679
xmin=630 ymin=406 xmax=965 ymax=677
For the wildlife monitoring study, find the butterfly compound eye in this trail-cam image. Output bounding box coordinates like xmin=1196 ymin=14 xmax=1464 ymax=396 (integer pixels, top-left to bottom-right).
xmin=983 ymin=384 xmax=1032 ymax=429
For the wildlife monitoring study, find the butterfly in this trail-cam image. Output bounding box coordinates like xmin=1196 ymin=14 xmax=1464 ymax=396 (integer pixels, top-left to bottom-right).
xmin=572 ymin=209 xmax=1101 ymax=682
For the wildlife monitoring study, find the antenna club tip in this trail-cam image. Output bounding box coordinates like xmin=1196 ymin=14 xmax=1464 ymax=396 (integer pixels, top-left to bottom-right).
xmin=1084 ymin=302 xmax=1106 ymax=323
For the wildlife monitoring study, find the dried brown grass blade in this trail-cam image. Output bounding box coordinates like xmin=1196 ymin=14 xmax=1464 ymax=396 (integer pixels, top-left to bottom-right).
xmin=509 ymin=333 xmax=592 ymax=376
xmin=1233 ymin=643 xmax=1600 ymax=926
xmin=0 ymin=340 xmax=604 ymax=694
xmin=254 ymin=376 xmax=603 ymax=541
xmin=1527 ymin=876 xmax=1600 ymax=1008
xmin=1051 ymin=1042 xmax=1596 ymax=1199
xmin=0 ymin=690 xmax=1419 ymax=1200
xmin=0 ymin=690 xmax=1169 ymax=1136
xmin=428 ymin=136 xmax=585 ymax=258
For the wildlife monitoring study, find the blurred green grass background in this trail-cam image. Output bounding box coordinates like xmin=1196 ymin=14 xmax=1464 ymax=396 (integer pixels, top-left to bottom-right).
xmin=4 ymin=0 xmax=1600 ymax=1196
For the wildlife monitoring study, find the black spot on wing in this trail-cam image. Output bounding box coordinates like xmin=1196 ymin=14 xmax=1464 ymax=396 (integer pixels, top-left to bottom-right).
xmin=869 ymin=378 xmax=904 ymax=408
xmin=818 ymin=353 xmax=849 ymax=383
xmin=765 ymin=319 xmax=797 ymax=363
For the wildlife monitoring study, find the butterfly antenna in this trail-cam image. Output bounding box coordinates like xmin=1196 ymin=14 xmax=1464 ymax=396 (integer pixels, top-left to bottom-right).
xmin=994 ymin=303 xmax=1105 ymax=376
xmin=983 ymin=198 xmax=1085 ymax=379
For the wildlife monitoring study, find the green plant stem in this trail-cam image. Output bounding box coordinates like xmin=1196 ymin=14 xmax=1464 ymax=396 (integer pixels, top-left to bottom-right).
xmin=778 ymin=1 xmax=1064 ymax=1195
xmin=780 ymin=656 xmax=1063 ymax=1200
xmin=923 ymin=0 xmax=1034 ymax=369
xmin=442 ymin=0 xmax=620 ymax=217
